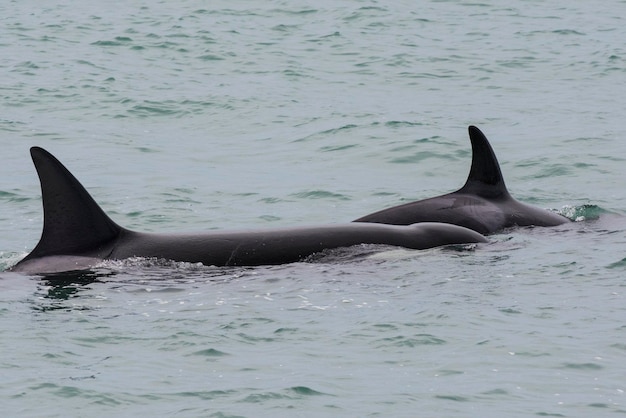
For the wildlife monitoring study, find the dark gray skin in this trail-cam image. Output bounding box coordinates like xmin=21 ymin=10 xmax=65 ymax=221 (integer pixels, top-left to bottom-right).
xmin=354 ymin=126 xmax=569 ymax=235
xmin=10 ymin=147 xmax=486 ymax=274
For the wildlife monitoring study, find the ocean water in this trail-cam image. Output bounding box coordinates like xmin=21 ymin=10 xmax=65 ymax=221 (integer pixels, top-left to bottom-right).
xmin=1 ymin=1 xmax=626 ymax=416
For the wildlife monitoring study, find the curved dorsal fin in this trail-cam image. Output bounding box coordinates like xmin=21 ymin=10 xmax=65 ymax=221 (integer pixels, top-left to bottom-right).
xmin=458 ymin=126 xmax=510 ymax=199
xmin=23 ymin=147 xmax=122 ymax=259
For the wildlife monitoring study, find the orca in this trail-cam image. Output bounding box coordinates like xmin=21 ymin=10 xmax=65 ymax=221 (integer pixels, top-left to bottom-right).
xmin=354 ymin=126 xmax=569 ymax=235
xmin=10 ymin=147 xmax=487 ymax=274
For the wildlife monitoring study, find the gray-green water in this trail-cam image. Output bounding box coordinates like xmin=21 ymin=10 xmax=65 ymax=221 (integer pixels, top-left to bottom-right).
xmin=1 ymin=1 xmax=626 ymax=416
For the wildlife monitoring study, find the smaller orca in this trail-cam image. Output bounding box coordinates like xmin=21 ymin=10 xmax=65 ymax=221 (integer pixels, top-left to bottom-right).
xmin=354 ymin=126 xmax=569 ymax=235
xmin=10 ymin=147 xmax=487 ymax=274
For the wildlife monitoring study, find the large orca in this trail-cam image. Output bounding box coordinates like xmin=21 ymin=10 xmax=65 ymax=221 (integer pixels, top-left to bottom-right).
xmin=354 ymin=126 xmax=569 ymax=235
xmin=10 ymin=147 xmax=486 ymax=274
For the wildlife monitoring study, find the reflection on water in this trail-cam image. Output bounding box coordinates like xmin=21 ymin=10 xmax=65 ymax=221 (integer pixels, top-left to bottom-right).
xmin=37 ymin=269 xmax=116 ymax=302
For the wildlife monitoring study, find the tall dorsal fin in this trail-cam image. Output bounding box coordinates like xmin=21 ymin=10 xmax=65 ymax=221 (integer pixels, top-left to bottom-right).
xmin=23 ymin=147 xmax=122 ymax=260
xmin=458 ymin=126 xmax=510 ymax=199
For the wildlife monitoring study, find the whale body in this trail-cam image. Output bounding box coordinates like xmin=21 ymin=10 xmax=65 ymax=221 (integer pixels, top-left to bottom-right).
xmin=354 ymin=126 xmax=569 ymax=235
xmin=10 ymin=147 xmax=487 ymax=274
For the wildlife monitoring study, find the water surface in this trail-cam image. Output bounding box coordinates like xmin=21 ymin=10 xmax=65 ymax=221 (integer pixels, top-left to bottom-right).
xmin=1 ymin=1 xmax=625 ymax=416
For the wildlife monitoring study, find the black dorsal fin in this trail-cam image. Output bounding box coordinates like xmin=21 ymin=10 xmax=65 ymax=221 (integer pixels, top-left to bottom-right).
xmin=458 ymin=126 xmax=510 ymax=199
xmin=23 ymin=147 xmax=122 ymax=260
